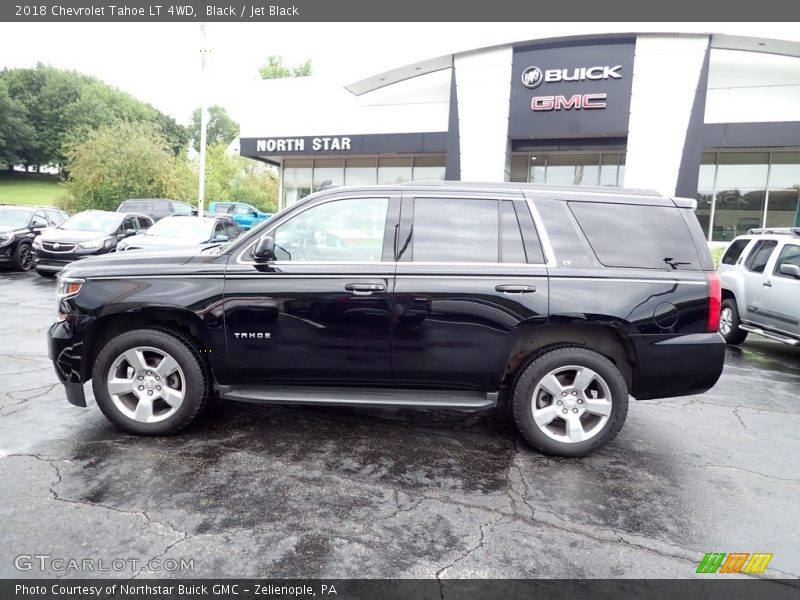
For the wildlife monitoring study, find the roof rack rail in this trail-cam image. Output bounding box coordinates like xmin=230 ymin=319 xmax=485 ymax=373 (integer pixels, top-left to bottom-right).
xmin=747 ymin=227 xmax=800 ymax=237
xmin=396 ymin=180 xmax=662 ymax=196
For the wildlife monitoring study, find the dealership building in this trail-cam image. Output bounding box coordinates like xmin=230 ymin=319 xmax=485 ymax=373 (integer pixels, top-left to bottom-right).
xmin=239 ymin=32 xmax=800 ymax=241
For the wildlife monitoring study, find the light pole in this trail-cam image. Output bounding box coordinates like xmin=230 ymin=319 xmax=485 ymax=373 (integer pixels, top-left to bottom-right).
xmin=197 ymin=23 xmax=210 ymax=217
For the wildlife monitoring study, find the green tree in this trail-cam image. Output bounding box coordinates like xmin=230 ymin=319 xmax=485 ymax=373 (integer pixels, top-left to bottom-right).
xmin=188 ymin=105 xmax=240 ymax=152
xmin=201 ymin=143 xmax=278 ymax=212
xmin=0 ymin=64 xmax=188 ymax=168
xmin=258 ymin=55 xmax=313 ymax=79
xmin=62 ymin=120 xmax=196 ymax=213
xmin=0 ymin=79 xmax=36 ymax=169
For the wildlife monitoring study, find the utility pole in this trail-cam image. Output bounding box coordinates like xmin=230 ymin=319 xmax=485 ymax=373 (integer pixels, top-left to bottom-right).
xmin=197 ymin=23 xmax=210 ymax=217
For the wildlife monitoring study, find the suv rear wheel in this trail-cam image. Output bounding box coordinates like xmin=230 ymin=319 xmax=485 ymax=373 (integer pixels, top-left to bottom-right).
xmin=512 ymin=346 xmax=629 ymax=457
xmin=719 ymin=298 xmax=748 ymax=345
xmin=91 ymin=328 xmax=209 ymax=434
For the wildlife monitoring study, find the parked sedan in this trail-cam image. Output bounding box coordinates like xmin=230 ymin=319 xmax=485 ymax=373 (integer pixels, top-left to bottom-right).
xmin=0 ymin=205 xmax=69 ymax=271
xmin=116 ymin=215 xmax=244 ymax=252
xmin=32 ymin=210 xmax=153 ymax=276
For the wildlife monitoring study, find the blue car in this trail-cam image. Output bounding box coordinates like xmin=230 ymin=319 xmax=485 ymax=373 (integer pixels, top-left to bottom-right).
xmin=208 ymin=202 xmax=272 ymax=231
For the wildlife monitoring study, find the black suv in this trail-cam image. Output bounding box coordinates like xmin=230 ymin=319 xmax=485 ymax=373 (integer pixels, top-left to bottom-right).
xmin=0 ymin=205 xmax=69 ymax=271
xmin=117 ymin=198 xmax=197 ymax=222
xmin=48 ymin=182 xmax=725 ymax=456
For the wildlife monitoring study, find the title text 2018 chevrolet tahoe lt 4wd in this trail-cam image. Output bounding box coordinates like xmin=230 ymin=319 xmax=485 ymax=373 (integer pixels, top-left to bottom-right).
xmin=48 ymin=182 xmax=725 ymax=456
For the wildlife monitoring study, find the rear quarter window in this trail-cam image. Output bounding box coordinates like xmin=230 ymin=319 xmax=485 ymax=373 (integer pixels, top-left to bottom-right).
xmin=721 ymin=238 xmax=750 ymax=265
xmin=568 ymin=202 xmax=701 ymax=270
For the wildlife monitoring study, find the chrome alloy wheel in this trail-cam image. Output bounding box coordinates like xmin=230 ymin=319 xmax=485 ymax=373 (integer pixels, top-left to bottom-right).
xmin=719 ymin=306 xmax=733 ymax=336
xmin=107 ymin=346 xmax=186 ymax=423
xmin=531 ymin=365 xmax=613 ymax=444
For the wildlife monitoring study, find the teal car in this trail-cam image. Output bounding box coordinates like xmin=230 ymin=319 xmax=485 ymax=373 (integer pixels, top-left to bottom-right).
xmin=208 ymin=202 xmax=272 ymax=231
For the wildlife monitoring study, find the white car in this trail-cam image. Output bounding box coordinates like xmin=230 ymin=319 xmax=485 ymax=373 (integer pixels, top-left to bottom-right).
xmin=717 ymin=228 xmax=800 ymax=346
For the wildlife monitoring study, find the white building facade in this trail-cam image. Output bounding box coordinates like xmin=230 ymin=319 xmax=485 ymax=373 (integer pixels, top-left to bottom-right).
xmin=240 ymin=32 xmax=800 ymax=241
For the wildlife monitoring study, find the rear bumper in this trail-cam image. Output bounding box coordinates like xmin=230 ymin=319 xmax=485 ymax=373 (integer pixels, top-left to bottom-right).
xmin=631 ymin=333 xmax=726 ymax=400
xmin=48 ymin=320 xmax=88 ymax=407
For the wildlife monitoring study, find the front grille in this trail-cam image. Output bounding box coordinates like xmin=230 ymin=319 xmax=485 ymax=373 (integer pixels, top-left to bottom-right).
xmin=42 ymin=241 xmax=77 ymax=252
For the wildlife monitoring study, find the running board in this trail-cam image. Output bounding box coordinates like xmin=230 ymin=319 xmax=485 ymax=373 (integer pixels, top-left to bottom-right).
xmin=219 ymin=386 xmax=498 ymax=410
xmin=739 ymin=324 xmax=800 ymax=346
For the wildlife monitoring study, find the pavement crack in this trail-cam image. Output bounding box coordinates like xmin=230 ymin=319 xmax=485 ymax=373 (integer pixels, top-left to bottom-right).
xmin=8 ymin=453 xmax=189 ymax=547
xmin=732 ymin=407 xmax=754 ymax=434
xmin=435 ymin=513 xmax=503 ymax=597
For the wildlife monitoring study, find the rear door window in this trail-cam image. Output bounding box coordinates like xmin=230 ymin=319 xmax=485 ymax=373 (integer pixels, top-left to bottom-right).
xmin=744 ymin=240 xmax=778 ymax=273
xmin=412 ymin=197 xmax=499 ymax=263
xmin=568 ymin=202 xmax=700 ymax=270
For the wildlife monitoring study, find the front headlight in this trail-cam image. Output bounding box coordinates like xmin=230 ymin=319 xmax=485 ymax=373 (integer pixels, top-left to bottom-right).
xmin=56 ymin=276 xmax=85 ymax=299
xmin=55 ymin=276 xmax=84 ymax=319
xmin=0 ymin=234 xmax=12 ymax=246
xmin=78 ymin=237 xmax=109 ymax=249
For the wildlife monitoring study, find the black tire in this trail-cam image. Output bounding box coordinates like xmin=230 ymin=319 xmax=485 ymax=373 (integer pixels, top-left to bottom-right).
xmin=91 ymin=328 xmax=210 ymax=435
xmin=719 ymin=298 xmax=748 ymax=345
xmin=12 ymin=243 xmax=33 ymax=271
xmin=511 ymin=346 xmax=629 ymax=457
xmin=36 ymin=269 xmax=56 ymax=278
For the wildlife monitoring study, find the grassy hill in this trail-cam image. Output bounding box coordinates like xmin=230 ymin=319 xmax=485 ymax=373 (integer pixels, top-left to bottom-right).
xmin=0 ymin=173 xmax=64 ymax=207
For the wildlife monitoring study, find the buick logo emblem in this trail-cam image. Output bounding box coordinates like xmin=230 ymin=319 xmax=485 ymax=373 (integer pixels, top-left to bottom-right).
xmin=521 ymin=66 xmax=544 ymax=89
xmin=53 ymin=242 xmax=60 ymax=249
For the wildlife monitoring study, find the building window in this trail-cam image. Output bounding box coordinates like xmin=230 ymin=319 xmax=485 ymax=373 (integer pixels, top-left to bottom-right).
xmin=509 ymin=152 xmax=626 ymax=187
xmin=283 ymin=159 xmax=312 ymax=208
xmin=282 ymin=156 xmax=445 ymax=208
xmin=378 ymin=157 xmax=413 ymax=185
xmin=696 ymin=151 xmax=800 ymax=241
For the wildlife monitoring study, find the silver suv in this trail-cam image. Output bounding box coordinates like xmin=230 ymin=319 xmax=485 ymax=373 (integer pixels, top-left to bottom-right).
xmin=718 ymin=227 xmax=800 ymax=346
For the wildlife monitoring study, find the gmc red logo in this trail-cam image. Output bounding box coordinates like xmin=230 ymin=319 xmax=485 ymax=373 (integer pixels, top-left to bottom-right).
xmin=531 ymin=93 xmax=607 ymax=111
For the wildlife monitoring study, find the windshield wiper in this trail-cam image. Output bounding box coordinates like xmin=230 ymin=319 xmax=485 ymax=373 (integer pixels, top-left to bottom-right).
xmin=663 ymin=257 xmax=691 ymax=270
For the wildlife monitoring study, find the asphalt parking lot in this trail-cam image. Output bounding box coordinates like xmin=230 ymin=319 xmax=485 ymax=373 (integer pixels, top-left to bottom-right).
xmin=0 ymin=269 xmax=798 ymax=580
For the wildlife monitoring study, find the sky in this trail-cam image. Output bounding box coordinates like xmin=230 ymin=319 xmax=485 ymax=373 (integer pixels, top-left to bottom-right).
xmin=1 ymin=22 xmax=799 ymax=126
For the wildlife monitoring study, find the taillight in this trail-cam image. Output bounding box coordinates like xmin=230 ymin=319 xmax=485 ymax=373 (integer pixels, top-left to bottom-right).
xmin=706 ymin=272 xmax=721 ymax=333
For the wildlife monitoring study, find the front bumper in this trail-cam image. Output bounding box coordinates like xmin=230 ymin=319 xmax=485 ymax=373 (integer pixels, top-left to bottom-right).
xmin=48 ymin=320 xmax=88 ymax=407
xmin=631 ymin=332 xmax=726 ymax=400
xmin=33 ymin=249 xmax=99 ymax=272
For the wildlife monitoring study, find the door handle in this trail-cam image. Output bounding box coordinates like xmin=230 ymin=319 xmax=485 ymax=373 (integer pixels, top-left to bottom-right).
xmin=345 ymin=283 xmax=386 ymax=295
xmin=763 ymin=281 xmax=773 ymax=287
xmin=495 ymin=284 xmax=537 ymax=294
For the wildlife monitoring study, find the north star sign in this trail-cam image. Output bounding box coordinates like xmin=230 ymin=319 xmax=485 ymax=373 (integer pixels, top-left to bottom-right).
xmin=256 ymin=137 xmax=352 ymax=153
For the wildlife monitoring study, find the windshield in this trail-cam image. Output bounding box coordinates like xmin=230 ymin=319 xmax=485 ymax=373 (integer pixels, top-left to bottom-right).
xmin=60 ymin=212 xmax=122 ymax=233
xmin=146 ymin=217 xmax=211 ymax=241
xmin=0 ymin=208 xmax=32 ymax=228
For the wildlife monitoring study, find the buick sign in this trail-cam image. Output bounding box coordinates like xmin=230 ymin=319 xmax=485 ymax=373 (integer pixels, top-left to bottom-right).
xmin=521 ymin=66 xmax=544 ymax=89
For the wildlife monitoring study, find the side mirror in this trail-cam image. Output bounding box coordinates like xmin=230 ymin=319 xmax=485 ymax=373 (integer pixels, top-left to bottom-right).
xmin=253 ymin=235 xmax=275 ymax=262
xmin=779 ymin=263 xmax=800 ymax=279
xmin=251 ymin=210 xmax=259 ymax=217
xmin=124 ymin=229 xmax=137 ymax=237
xmin=213 ymin=234 xmax=229 ymax=242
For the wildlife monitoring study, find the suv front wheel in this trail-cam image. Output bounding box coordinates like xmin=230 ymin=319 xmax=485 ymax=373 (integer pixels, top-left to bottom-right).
xmin=91 ymin=328 xmax=210 ymax=434
xmin=512 ymin=346 xmax=629 ymax=457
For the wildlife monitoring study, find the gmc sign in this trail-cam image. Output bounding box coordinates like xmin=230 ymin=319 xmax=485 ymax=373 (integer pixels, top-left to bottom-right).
xmin=531 ymin=93 xmax=608 ymax=111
